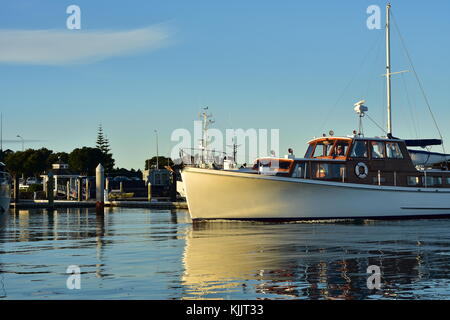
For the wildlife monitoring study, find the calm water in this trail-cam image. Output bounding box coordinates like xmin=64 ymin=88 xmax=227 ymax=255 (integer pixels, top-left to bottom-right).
xmin=1 ymin=208 xmax=450 ymax=300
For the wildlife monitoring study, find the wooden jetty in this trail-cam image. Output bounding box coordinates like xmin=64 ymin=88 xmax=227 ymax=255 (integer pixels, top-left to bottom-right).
xmin=10 ymin=199 xmax=188 ymax=210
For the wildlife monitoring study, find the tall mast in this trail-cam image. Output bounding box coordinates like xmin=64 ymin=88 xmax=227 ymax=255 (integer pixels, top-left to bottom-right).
xmin=199 ymin=107 xmax=214 ymax=165
xmin=386 ymin=3 xmax=392 ymax=136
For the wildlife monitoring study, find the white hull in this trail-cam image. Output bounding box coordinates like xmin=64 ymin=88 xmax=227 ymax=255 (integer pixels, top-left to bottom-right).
xmin=182 ymin=167 xmax=450 ymax=220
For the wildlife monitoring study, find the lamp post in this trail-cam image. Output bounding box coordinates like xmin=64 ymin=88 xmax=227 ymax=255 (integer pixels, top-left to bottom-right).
xmin=154 ymin=130 xmax=159 ymax=170
xmin=16 ymin=135 xmax=24 ymax=151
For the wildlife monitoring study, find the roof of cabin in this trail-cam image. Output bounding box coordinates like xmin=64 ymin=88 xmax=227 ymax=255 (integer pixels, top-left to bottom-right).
xmin=307 ymin=136 xmax=405 ymax=144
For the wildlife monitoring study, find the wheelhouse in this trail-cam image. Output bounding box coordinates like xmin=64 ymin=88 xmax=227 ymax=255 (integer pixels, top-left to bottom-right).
xmin=305 ymin=137 xmax=352 ymax=160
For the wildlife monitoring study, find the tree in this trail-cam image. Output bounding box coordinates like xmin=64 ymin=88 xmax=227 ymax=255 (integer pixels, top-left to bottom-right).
xmin=145 ymin=156 xmax=174 ymax=170
xmin=96 ymin=124 xmax=110 ymax=154
xmin=4 ymin=151 xmax=27 ymax=177
xmin=96 ymin=124 xmax=115 ymax=172
xmin=4 ymin=148 xmax=54 ymax=178
xmin=23 ymin=148 xmax=53 ymax=177
xmin=69 ymin=147 xmax=106 ymax=176
xmin=0 ymin=149 xmax=13 ymax=163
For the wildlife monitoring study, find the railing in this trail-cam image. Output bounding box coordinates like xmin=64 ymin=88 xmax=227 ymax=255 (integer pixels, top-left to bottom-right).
xmin=179 ymin=148 xmax=230 ymax=168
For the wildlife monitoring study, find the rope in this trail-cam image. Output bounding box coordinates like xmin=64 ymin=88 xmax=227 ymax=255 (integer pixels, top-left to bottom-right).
xmin=366 ymin=113 xmax=388 ymax=135
xmin=400 ymin=73 xmax=419 ymax=138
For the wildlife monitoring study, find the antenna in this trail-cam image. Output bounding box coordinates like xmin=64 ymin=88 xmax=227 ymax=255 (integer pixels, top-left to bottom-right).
xmin=226 ymin=135 xmax=241 ymax=165
xmin=354 ymin=100 xmax=368 ymax=136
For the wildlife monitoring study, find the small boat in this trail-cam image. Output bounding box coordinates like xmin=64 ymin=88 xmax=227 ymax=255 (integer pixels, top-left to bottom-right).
xmin=0 ymin=162 xmax=11 ymax=213
xmin=182 ymin=4 xmax=450 ymax=221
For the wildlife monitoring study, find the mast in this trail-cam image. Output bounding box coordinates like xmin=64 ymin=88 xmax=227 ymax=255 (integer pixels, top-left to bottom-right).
xmin=199 ymin=107 xmax=214 ymax=165
xmin=386 ymin=3 xmax=392 ymax=136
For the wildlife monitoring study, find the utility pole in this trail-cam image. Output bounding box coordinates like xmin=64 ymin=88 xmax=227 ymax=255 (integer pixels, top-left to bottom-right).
xmin=17 ymin=134 xmax=24 ymax=151
xmin=154 ymin=130 xmax=159 ymax=170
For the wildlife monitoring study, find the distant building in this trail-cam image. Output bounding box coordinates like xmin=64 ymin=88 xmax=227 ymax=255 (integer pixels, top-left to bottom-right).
xmin=143 ymin=168 xmax=172 ymax=197
xmin=41 ymin=160 xmax=81 ymax=196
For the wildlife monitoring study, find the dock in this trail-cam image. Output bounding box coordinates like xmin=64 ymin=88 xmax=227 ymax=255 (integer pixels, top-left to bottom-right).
xmin=10 ymin=200 xmax=188 ymax=210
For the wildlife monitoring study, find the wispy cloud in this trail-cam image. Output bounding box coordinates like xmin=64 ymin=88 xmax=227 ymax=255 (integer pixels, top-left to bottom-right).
xmin=0 ymin=24 xmax=172 ymax=65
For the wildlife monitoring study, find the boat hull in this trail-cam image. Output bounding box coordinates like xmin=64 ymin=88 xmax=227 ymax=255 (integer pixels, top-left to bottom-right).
xmin=182 ymin=167 xmax=450 ymax=220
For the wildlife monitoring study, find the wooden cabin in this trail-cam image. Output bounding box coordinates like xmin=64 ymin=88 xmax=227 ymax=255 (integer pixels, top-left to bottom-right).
xmin=252 ymin=136 xmax=450 ymax=188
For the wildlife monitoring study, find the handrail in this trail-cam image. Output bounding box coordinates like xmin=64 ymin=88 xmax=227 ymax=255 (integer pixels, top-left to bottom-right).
xmin=179 ymin=148 xmax=230 ymax=167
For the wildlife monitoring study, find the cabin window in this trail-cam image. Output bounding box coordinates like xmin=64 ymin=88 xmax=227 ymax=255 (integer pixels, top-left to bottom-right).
xmin=372 ymin=176 xmax=386 ymax=184
xmin=312 ymin=163 xmax=345 ymax=180
xmin=407 ymin=176 xmax=420 ymax=186
xmin=330 ymin=140 xmax=350 ymax=157
xmin=253 ymin=159 xmax=293 ymax=174
xmin=305 ymin=144 xmax=314 ymax=158
xmin=386 ymin=142 xmax=404 ymax=159
xmin=350 ymin=140 xmax=368 ymax=158
xmin=312 ymin=143 xmax=325 ymax=157
xmin=312 ymin=141 xmax=333 ymax=158
xmin=422 ymin=176 xmax=442 ymax=187
xmin=370 ymin=141 xmax=386 ymax=159
xmin=292 ymin=163 xmax=307 ymax=178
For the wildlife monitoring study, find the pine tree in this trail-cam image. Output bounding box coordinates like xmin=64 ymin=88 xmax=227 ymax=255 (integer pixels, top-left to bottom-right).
xmin=96 ymin=124 xmax=115 ymax=172
xmin=96 ymin=125 xmax=110 ymax=154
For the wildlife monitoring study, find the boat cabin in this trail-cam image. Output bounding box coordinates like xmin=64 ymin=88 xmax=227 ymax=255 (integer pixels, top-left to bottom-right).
xmin=252 ymin=136 xmax=450 ymax=188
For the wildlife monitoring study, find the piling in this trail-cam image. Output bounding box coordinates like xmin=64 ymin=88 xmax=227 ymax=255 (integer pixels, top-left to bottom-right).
xmin=85 ymin=178 xmax=90 ymax=201
xmin=170 ymin=171 xmax=177 ymax=202
xmin=47 ymin=172 xmax=54 ymax=209
xmin=66 ymin=181 xmax=71 ymax=200
xmin=77 ymin=177 xmax=82 ymax=202
xmin=120 ymin=181 xmax=124 ymax=193
xmin=147 ymin=182 xmax=152 ymax=202
xmin=14 ymin=175 xmax=20 ymax=203
xmin=96 ymin=164 xmax=105 ymax=214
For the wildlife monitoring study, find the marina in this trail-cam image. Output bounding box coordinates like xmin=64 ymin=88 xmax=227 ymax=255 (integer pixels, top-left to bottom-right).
xmin=1 ymin=1 xmax=450 ymax=303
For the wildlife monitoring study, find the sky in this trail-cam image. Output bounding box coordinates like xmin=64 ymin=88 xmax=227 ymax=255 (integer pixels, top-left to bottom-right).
xmin=0 ymin=0 xmax=449 ymax=169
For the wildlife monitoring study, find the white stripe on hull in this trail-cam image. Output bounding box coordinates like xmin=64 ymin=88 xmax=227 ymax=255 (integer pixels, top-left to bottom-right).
xmin=182 ymin=168 xmax=450 ymax=220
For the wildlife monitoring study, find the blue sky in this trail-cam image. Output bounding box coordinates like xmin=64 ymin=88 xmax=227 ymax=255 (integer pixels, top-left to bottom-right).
xmin=1 ymin=0 xmax=449 ymax=169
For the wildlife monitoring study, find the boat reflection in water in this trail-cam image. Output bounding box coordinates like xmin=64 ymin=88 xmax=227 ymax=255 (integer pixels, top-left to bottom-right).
xmin=182 ymin=220 xmax=450 ymax=300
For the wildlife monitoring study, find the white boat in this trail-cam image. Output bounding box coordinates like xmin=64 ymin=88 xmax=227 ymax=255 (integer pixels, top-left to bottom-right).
xmin=182 ymin=4 xmax=450 ymax=221
xmin=0 ymin=163 xmax=11 ymax=213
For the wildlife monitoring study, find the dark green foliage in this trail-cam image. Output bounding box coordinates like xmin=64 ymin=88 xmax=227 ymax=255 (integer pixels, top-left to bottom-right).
xmin=96 ymin=124 xmax=115 ymax=172
xmin=68 ymin=147 xmax=107 ymax=176
xmin=5 ymin=148 xmax=53 ymax=177
xmin=145 ymin=156 xmax=174 ymax=170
